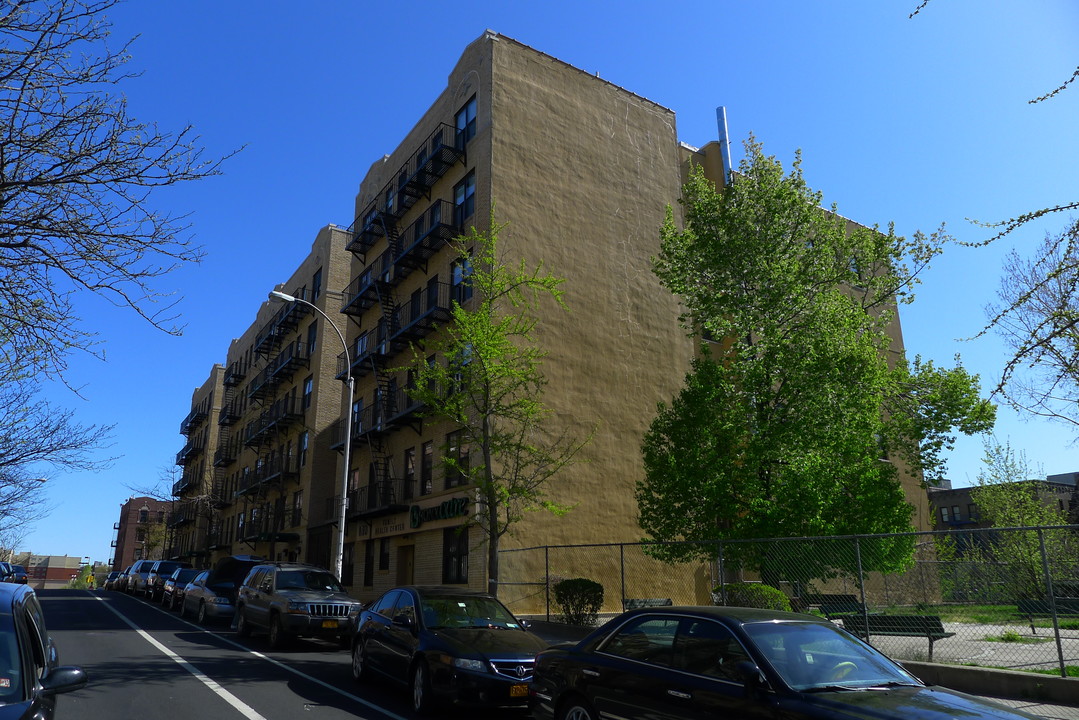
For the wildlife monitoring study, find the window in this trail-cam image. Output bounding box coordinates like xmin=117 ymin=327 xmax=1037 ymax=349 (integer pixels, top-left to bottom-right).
xmin=341 ymin=542 xmax=354 ymax=587
xmin=968 ymin=503 xmax=979 ymax=520
xmin=300 ymin=432 xmax=309 ymax=467
xmin=678 ymin=619 xmax=751 ymax=680
xmin=951 ymin=505 xmax=961 ymax=521
xmin=363 ymin=540 xmax=375 ymax=587
xmin=442 ymin=526 xmax=468 ymax=584
xmin=453 ymin=171 xmax=475 ymax=226
xmin=136 ymin=527 xmax=146 ymax=542
xmin=421 ymin=441 xmax=434 ymax=495
xmin=303 ymin=376 xmax=313 ymax=409
xmin=353 ymin=398 xmax=364 ymax=433
xmin=939 ymin=506 xmax=950 ymax=522
xmin=237 ymin=511 xmax=245 ymax=538
xmin=312 ymin=268 xmax=323 ymax=301
xmin=602 ymin=616 xmax=680 ymax=665
xmin=403 ymin=447 xmax=416 ymax=499
xmin=379 ymin=538 xmax=390 ymax=571
xmin=291 ymin=490 xmax=303 ymax=527
xmin=451 ymin=251 xmax=473 ymax=304
xmin=385 ymin=186 xmax=396 ymax=214
xmin=445 ymin=430 xmax=469 ymax=489
xmin=138 ymin=508 xmax=148 ymax=523
xmin=455 ymin=95 xmax=477 ymax=148
xmin=307 ymin=321 xmax=318 ymax=356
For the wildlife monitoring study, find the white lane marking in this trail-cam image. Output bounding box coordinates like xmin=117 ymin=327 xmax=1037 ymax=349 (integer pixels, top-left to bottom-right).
xmin=93 ymin=594 xmax=266 ymax=720
xmin=94 ymin=593 xmax=408 ymax=720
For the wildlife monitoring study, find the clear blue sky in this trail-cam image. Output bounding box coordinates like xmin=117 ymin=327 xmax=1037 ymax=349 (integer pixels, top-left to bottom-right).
xmin=25 ymin=0 xmax=1079 ymax=565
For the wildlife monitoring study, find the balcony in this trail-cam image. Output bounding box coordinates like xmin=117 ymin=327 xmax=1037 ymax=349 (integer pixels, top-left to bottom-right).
xmin=167 ymin=501 xmax=197 ymax=528
xmin=172 ymin=471 xmax=198 ymax=496
xmin=218 ymin=396 xmax=242 ymax=426
xmin=348 ymin=474 xmax=409 ymax=521
xmin=179 ymin=402 xmax=209 ymax=436
xmin=395 ymin=200 xmax=459 ymax=272
xmin=386 ymin=386 xmax=425 ymax=427
xmin=347 ymin=323 xmax=396 ymax=379
xmin=213 ymin=436 xmax=240 ymax=467
xmin=243 ymin=395 xmax=304 ymax=447
xmin=175 ymin=437 xmax=205 ymax=466
xmin=340 ymin=251 xmax=401 ymax=316
xmin=389 ymin=281 xmax=452 ymax=352
xmin=254 ymin=289 xmax=312 ymax=356
xmin=223 ymin=358 xmax=248 ymax=387
xmin=395 ymin=123 xmax=466 ymax=214
xmin=345 ymin=123 xmax=464 ymax=258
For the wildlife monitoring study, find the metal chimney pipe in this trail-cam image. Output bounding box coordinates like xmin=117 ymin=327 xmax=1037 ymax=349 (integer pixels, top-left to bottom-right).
xmin=716 ymin=106 xmax=733 ymax=186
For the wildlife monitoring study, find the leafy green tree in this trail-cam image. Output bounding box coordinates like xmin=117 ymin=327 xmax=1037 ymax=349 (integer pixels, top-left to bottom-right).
xmin=401 ymin=216 xmax=591 ymax=596
xmin=639 ymin=138 xmax=994 ymax=582
xmin=965 ymin=439 xmax=1074 ymax=600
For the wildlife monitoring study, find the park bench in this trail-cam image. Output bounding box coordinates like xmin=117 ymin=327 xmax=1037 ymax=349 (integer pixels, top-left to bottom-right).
xmin=841 ymin=614 xmax=954 ymax=661
xmin=1016 ymin=598 xmax=1079 ymax=634
xmin=818 ymin=601 xmax=875 ymax=620
xmin=622 ymin=597 xmax=673 ymax=611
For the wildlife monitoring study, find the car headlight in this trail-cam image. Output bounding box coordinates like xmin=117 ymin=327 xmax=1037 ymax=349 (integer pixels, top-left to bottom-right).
xmin=286 ymin=601 xmax=310 ymax=614
xmin=452 ymin=658 xmax=487 ymax=673
xmin=348 ymin=604 xmax=362 ymax=617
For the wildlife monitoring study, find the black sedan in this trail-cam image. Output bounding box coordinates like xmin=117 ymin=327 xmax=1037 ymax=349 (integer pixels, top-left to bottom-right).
xmin=351 ymin=585 xmax=548 ymax=714
xmin=529 ymin=606 xmax=1044 ymax=720
xmin=0 ymin=581 xmax=86 ymax=718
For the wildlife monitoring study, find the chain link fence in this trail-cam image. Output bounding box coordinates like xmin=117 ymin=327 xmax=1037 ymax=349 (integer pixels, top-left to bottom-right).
xmin=498 ymin=526 xmax=1079 ymax=680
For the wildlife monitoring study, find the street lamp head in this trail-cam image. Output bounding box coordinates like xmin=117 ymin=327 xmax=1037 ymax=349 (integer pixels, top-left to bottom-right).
xmin=269 ymin=290 xmax=296 ymax=303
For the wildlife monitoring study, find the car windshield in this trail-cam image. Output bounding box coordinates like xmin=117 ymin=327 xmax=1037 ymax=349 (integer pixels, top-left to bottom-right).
xmin=421 ymin=595 xmax=521 ymax=630
xmin=10 ymin=566 xmax=23 ymax=573
xmin=742 ymin=621 xmax=920 ymax=691
xmin=274 ymin=570 xmax=341 ymax=592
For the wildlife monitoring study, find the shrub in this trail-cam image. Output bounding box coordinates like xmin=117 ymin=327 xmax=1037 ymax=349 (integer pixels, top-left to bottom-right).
xmin=712 ymin=582 xmax=792 ymax=612
xmin=553 ymin=578 xmax=604 ymax=626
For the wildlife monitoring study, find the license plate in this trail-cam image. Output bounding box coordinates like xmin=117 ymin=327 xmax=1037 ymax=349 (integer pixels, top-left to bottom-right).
xmin=321 ymin=619 xmax=339 ymax=629
xmin=510 ymin=684 xmax=528 ymax=698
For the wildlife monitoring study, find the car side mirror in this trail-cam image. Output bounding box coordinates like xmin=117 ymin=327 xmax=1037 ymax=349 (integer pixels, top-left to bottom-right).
xmin=39 ymin=666 xmax=87 ymax=696
xmin=735 ymin=660 xmax=766 ymax=695
xmin=519 ymin=619 xmax=532 ymax=630
xmin=393 ymin=614 xmax=415 ymax=630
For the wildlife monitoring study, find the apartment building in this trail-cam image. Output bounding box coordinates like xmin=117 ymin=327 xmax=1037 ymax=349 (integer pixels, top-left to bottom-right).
xmin=110 ymin=495 xmax=172 ymax=571
xmin=169 ymin=225 xmax=352 ymax=572
xmin=170 ymin=31 xmax=929 ymax=603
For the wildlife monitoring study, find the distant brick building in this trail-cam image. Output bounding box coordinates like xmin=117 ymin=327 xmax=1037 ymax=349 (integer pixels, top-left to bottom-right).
xmin=110 ymin=496 xmax=172 ymax=572
xmin=17 ymin=554 xmax=84 ymax=590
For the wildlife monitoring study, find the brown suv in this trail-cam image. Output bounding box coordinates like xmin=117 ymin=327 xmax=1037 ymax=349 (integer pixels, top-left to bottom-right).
xmin=235 ymin=562 xmax=362 ymax=649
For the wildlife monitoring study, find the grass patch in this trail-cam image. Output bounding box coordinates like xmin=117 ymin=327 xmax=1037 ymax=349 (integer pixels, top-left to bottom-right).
xmin=962 ymin=663 xmax=1079 ymax=678
xmin=983 ymin=630 xmax=1048 ymax=644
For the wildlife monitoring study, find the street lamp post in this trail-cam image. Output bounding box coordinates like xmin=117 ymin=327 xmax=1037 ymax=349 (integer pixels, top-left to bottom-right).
xmin=269 ymin=290 xmax=353 ymax=582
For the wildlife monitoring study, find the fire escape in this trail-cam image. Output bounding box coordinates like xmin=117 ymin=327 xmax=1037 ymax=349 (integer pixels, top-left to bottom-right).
xmin=237 ymin=292 xmax=312 ymax=545
xmin=338 ymin=122 xmax=464 ymax=521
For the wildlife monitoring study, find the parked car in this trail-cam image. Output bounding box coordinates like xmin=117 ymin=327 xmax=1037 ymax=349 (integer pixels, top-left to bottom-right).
xmin=0 ymin=562 xmax=12 ymax=582
xmin=179 ymin=555 xmax=264 ymax=625
xmin=180 ymin=571 xmax=235 ymax=625
xmin=124 ymin=559 xmax=157 ymax=596
xmin=145 ymin=560 xmax=192 ymax=602
xmin=6 ymin=564 xmax=28 ymax=584
xmin=529 ymin=605 xmax=1046 ymax=720
xmin=235 ymin=562 xmax=361 ymax=649
xmin=351 ymin=585 xmax=548 ymax=714
xmin=102 ymin=571 xmax=122 ymax=591
xmin=0 ymin=580 xmax=87 ymax=717
xmin=161 ymin=567 xmax=200 ymax=609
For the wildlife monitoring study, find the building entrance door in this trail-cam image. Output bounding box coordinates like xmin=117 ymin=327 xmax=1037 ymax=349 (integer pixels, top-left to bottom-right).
xmin=396 ymin=545 xmax=414 ymax=585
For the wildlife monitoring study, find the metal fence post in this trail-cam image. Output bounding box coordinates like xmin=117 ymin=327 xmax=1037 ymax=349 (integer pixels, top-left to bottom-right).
xmin=1036 ymin=528 xmax=1066 ymax=678
xmin=717 ymin=540 xmax=726 ymax=605
xmin=544 ymin=545 xmax=550 ymax=622
xmin=619 ymin=544 xmax=626 ymax=614
xmin=854 ymin=536 xmax=871 ymax=643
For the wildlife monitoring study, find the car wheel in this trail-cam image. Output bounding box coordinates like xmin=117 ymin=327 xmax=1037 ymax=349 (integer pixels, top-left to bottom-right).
xmin=410 ymin=660 xmax=433 ymax=715
xmin=558 ymin=697 xmax=597 ymax=720
xmin=351 ymin=640 xmax=368 ymax=682
xmin=236 ymin=609 xmax=251 ymax=637
xmin=178 ymin=598 xmax=188 ymax=618
xmin=197 ymin=602 xmax=209 ymax=625
xmin=268 ymin=615 xmax=289 ymax=650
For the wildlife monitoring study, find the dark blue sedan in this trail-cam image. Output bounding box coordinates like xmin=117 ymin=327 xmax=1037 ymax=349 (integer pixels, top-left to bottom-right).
xmin=351 ymin=585 xmax=548 ymax=714
xmin=529 ymin=606 xmax=1043 ymax=720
